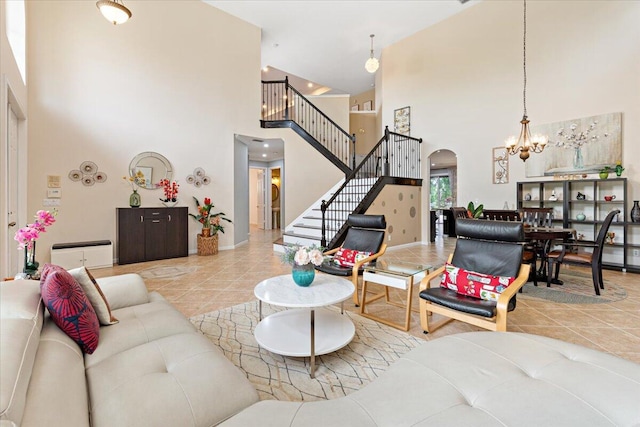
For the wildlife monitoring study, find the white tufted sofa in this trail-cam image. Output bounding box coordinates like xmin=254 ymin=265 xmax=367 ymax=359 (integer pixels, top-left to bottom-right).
xmin=0 ymin=275 xmax=258 ymax=427
xmin=3 ymin=273 xmax=640 ymax=426
xmin=222 ymin=331 xmax=640 ymax=426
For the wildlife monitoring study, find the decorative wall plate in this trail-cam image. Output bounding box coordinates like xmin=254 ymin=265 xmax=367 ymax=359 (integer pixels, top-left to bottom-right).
xmin=68 ymin=170 xmax=82 ymax=181
xmin=186 ymin=167 xmax=211 ymax=186
xmin=80 ymin=161 xmax=98 ymax=175
xmin=94 ymin=172 xmax=108 ymax=183
xmin=69 ymin=161 xmax=106 ymax=185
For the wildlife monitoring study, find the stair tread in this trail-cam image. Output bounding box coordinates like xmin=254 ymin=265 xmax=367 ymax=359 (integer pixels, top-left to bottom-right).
xmin=283 ymin=231 xmax=322 ymax=240
xmin=293 ymin=223 xmax=338 ymax=231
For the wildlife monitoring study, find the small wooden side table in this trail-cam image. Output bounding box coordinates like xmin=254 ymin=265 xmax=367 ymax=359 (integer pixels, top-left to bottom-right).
xmin=360 ymin=259 xmax=431 ymax=331
xmin=197 ymin=233 xmax=218 ymax=256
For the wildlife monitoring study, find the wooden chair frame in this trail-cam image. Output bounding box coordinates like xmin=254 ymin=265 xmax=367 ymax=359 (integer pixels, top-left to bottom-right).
xmin=419 ymin=255 xmax=530 ymax=333
xmin=323 ymin=243 xmax=387 ymax=306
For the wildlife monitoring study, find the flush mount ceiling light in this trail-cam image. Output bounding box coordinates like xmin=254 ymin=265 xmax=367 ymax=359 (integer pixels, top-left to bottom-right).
xmin=505 ymin=0 xmax=547 ymax=162
xmin=96 ymin=0 xmax=132 ymax=25
xmin=364 ymin=34 xmax=379 ymax=74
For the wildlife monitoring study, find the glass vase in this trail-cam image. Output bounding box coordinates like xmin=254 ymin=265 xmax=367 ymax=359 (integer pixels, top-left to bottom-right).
xmin=573 ymin=147 xmax=584 ymax=169
xmin=631 ymin=201 xmax=640 ymax=223
xmin=292 ymin=263 xmax=315 ymax=287
xmin=129 ymin=189 xmax=141 ymax=208
xmin=23 ymin=241 xmax=39 ymax=276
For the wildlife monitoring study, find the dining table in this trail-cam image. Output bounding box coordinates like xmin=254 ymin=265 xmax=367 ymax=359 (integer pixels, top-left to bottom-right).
xmin=524 ymin=226 xmax=576 ymax=285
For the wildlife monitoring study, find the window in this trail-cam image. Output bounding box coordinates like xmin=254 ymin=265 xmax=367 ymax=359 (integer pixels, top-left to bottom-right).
xmin=5 ymin=0 xmax=26 ymax=83
xmin=430 ymin=176 xmax=452 ymax=209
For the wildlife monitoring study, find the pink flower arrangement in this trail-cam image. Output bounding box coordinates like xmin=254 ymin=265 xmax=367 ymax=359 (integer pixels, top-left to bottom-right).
xmin=14 ymin=209 xmax=57 ymax=250
xmin=159 ymin=179 xmax=179 ymax=202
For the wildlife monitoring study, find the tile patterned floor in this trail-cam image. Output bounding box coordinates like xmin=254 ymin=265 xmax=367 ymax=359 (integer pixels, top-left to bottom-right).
xmin=92 ymin=226 xmax=640 ymax=363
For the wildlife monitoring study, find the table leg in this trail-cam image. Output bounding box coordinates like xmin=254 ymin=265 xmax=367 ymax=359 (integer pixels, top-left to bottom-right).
xmin=310 ymin=309 xmax=315 ymax=379
xmin=405 ymin=277 xmax=413 ymax=331
xmin=259 ymin=300 xmax=262 ymax=320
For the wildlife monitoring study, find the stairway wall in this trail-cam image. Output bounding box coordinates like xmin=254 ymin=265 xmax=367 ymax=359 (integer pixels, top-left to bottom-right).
xmin=365 ymin=185 xmax=422 ymax=246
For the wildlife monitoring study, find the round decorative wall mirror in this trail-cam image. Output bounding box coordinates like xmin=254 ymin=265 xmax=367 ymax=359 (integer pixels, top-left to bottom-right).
xmin=129 ymin=152 xmax=173 ymax=189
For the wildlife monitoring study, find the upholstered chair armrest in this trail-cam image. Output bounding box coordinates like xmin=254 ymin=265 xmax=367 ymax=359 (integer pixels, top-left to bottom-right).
xmin=495 ymin=264 xmax=530 ymax=313
xmin=95 ymin=273 xmax=150 ymax=310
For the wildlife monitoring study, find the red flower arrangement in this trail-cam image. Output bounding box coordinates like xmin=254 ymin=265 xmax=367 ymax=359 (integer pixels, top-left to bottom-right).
xmin=159 ymin=179 xmax=179 ymax=202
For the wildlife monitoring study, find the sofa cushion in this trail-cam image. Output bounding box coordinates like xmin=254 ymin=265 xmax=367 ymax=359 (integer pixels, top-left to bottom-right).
xmin=0 ymin=280 xmax=43 ymax=426
xmin=40 ymin=265 xmax=100 ymax=354
xmin=68 ymin=267 xmax=118 ymax=325
xmin=84 ymin=294 xmax=197 ymax=368
xmin=440 ymin=262 xmax=516 ymax=301
xmin=94 ymin=274 xmax=150 ymax=310
xmin=221 ymin=332 xmax=640 ymax=427
xmin=20 ymin=315 xmax=89 ymax=427
xmin=86 ymin=332 xmax=259 ymax=427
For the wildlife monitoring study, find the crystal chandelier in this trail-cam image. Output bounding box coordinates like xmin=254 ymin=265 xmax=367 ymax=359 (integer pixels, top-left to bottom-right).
xmin=505 ymin=0 xmax=547 ymax=162
xmin=96 ymin=0 xmax=132 ymax=25
xmin=364 ymin=34 xmax=379 ymax=74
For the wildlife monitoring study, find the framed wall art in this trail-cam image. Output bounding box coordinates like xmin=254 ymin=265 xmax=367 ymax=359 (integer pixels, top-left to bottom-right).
xmin=394 ymin=106 xmax=410 ymax=136
xmin=492 ymin=147 xmax=509 ymax=184
xmin=363 ymin=100 xmax=372 ymax=111
xmin=525 ymin=112 xmax=622 ymax=177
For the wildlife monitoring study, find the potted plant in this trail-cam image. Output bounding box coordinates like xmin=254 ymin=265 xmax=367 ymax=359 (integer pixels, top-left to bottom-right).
xmin=189 ymin=196 xmax=232 ymax=237
xmin=467 ymin=201 xmax=484 ymax=218
xmin=599 ymin=166 xmax=611 ymax=180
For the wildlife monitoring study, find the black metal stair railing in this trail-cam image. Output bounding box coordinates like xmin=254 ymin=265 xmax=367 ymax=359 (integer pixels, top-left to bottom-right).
xmin=262 ymin=77 xmax=356 ymax=175
xmin=321 ymin=126 xmax=423 ymax=247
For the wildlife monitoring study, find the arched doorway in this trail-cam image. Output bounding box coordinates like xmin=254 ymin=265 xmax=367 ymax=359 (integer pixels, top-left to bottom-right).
xmin=428 ymin=149 xmax=457 ymax=240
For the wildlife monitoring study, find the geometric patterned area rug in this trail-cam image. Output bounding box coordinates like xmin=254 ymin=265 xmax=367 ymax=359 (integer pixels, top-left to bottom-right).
xmin=139 ymin=265 xmax=198 ymax=280
xmin=519 ymin=269 xmax=627 ymax=304
xmin=190 ymin=301 xmax=422 ymax=401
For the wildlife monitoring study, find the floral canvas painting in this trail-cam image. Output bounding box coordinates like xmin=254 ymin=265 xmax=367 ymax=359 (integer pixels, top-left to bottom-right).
xmin=525 ymin=112 xmax=622 ymax=177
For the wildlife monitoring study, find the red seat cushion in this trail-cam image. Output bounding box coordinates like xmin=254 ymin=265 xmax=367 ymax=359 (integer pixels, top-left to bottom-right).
xmin=40 ymin=264 xmax=100 ymax=354
xmin=440 ymin=262 xmax=516 ymax=302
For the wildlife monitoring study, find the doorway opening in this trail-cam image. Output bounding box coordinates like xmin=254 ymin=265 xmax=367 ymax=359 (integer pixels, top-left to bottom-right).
xmin=428 ymin=149 xmax=457 ymax=241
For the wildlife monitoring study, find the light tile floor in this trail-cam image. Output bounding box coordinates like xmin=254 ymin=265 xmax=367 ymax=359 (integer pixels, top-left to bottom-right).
xmin=93 ymin=226 xmax=640 ymax=363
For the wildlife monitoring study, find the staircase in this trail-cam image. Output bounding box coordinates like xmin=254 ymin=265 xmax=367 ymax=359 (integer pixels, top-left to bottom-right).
xmin=262 ymin=78 xmax=423 ymax=250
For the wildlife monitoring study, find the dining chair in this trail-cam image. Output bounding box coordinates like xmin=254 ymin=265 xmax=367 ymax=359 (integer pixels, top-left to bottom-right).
xmin=482 ymin=210 xmax=521 ymax=221
xmin=449 ymin=207 xmax=470 ymax=237
xmin=520 ymin=207 xmax=554 ymax=227
xmin=546 ymin=209 xmax=620 ymax=295
xmin=482 ymin=210 xmax=536 ymax=285
xmin=315 ymin=214 xmax=387 ymax=306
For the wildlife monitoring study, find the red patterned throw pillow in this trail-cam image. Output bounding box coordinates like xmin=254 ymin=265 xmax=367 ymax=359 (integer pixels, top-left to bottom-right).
xmin=40 ymin=264 xmax=100 ymax=354
xmin=440 ymin=262 xmax=516 ymax=302
xmin=333 ymin=248 xmax=372 ymax=267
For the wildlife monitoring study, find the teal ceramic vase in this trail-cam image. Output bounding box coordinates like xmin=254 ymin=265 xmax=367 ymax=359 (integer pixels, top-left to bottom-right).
xmin=292 ymin=263 xmax=315 ymax=287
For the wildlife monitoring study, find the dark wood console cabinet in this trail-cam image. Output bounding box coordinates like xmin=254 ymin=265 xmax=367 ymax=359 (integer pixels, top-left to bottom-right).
xmin=117 ymin=207 xmax=188 ymax=264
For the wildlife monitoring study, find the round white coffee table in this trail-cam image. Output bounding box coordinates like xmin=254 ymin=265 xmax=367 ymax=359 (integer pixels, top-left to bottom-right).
xmin=254 ymin=274 xmax=355 ymax=378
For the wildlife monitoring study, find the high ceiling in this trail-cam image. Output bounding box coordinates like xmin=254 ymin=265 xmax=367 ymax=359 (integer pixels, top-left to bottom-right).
xmin=205 ymin=0 xmax=477 ymax=95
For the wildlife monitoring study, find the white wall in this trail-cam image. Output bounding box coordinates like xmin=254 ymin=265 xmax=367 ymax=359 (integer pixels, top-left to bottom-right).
xmin=0 ymin=0 xmax=28 ymax=278
xmin=379 ymin=0 xmax=640 ymax=242
xmin=233 ymin=138 xmax=249 ymax=246
xmin=27 ymin=0 xmax=262 ymax=260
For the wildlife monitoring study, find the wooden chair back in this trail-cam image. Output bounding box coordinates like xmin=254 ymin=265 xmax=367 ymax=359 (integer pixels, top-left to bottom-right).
xmin=520 ymin=207 xmax=554 ymax=227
